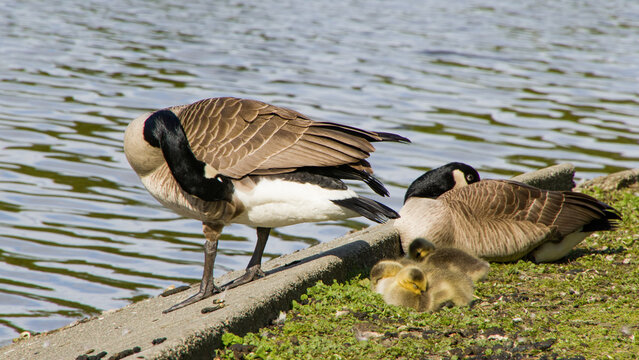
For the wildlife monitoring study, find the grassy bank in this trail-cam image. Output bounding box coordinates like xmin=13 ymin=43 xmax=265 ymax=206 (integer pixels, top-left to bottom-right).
xmin=215 ymin=185 xmax=639 ymax=360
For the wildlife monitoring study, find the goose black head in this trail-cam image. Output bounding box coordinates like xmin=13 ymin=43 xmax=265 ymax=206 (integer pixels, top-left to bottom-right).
xmin=404 ymin=162 xmax=480 ymax=202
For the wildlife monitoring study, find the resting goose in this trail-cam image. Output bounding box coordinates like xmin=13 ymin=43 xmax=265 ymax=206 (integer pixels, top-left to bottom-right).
xmin=394 ymin=162 xmax=621 ymax=263
xmin=124 ymin=97 xmax=409 ymax=312
xmin=408 ymin=238 xmax=490 ymax=282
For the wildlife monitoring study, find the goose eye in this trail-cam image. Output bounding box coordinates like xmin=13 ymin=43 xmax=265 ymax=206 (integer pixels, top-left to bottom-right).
xmin=466 ymin=174 xmax=474 ymax=182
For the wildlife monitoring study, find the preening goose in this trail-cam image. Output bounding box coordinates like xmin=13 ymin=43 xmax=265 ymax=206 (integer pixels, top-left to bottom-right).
xmin=124 ymin=97 xmax=409 ymax=312
xmin=394 ymin=162 xmax=621 ymax=263
xmin=408 ymin=238 xmax=490 ymax=282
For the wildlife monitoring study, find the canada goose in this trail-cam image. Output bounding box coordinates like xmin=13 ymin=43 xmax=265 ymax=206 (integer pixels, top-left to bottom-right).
xmin=419 ymin=267 xmax=474 ymax=312
xmin=394 ymin=162 xmax=622 ymax=263
xmin=408 ymin=238 xmax=490 ymax=282
xmin=381 ymin=265 xmax=426 ymax=310
xmin=124 ymin=97 xmax=409 ymax=312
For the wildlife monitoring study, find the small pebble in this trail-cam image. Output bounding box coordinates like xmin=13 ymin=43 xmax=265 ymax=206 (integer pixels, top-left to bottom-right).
xmin=151 ymin=337 xmax=167 ymax=345
xmin=160 ymin=285 xmax=190 ymax=297
xmin=13 ymin=331 xmax=31 ymax=343
xmin=91 ymin=351 xmax=108 ymax=360
xmin=533 ymin=338 xmax=556 ymax=350
xmin=201 ymin=303 xmax=225 ymax=314
xmin=107 ymin=346 xmax=141 ymax=360
xmin=620 ymin=325 xmax=633 ymax=336
xmin=273 ymin=311 xmax=287 ymax=325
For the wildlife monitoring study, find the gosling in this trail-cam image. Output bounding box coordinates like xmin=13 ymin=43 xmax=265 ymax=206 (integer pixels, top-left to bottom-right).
xmin=408 ymin=238 xmax=490 ymax=282
xmin=370 ymin=259 xmax=404 ymax=294
xmin=420 ymin=268 xmax=474 ymax=312
xmin=381 ymin=265 xmax=426 ymax=310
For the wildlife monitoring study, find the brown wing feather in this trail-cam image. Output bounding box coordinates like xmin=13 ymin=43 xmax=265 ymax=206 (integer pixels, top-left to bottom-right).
xmin=171 ymin=97 xmax=398 ymax=179
xmin=439 ymin=179 xmax=617 ymax=260
xmin=442 ymin=195 xmax=557 ymax=261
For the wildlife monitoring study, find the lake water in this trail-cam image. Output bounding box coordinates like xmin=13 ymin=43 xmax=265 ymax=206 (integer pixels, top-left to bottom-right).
xmin=1 ymin=0 xmax=638 ymax=345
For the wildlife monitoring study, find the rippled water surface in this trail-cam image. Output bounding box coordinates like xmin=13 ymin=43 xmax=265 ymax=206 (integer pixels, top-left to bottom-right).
xmin=1 ymin=0 xmax=638 ymax=344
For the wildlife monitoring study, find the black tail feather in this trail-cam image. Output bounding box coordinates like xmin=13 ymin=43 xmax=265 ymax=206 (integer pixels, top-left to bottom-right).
xmin=314 ymin=122 xmax=411 ymax=144
xmin=374 ymin=131 xmax=411 ymax=144
xmin=582 ymin=207 xmax=622 ymax=232
xmin=303 ymin=165 xmax=389 ymax=196
xmin=332 ymin=197 xmax=399 ymax=223
xmin=564 ymin=192 xmax=622 ymax=232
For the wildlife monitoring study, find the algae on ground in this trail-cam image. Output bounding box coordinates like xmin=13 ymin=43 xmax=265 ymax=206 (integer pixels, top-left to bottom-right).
xmin=216 ymin=186 xmax=639 ymax=360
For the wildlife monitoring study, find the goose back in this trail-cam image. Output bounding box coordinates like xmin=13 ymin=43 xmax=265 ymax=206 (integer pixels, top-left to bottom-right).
xmin=173 ymin=97 xmax=406 ymax=179
xmin=438 ymin=179 xmax=620 ymax=261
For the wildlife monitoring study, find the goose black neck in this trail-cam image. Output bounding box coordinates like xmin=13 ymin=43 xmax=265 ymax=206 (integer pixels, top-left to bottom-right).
xmin=404 ymin=167 xmax=456 ymax=202
xmin=143 ymin=109 xmax=232 ymax=201
xmin=404 ymin=162 xmax=480 ymax=202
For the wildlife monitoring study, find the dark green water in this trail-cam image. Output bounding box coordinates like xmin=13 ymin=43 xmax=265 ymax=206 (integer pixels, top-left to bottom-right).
xmin=1 ymin=0 xmax=638 ymax=345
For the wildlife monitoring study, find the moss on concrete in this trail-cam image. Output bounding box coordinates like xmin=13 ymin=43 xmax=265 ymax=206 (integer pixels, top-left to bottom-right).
xmin=215 ymin=185 xmax=639 ymax=359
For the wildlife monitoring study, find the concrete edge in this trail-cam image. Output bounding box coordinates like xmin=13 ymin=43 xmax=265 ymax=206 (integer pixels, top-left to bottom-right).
xmin=577 ymin=168 xmax=639 ymax=191
xmin=510 ymin=162 xmax=575 ymax=191
xmin=2 ymin=223 xmax=401 ymax=360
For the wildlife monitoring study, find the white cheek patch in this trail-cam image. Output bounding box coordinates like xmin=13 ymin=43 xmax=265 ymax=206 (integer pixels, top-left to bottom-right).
xmin=204 ymin=164 xmax=219 ymax=179
xmin=452 ymin=169 xmax=469 ymax=189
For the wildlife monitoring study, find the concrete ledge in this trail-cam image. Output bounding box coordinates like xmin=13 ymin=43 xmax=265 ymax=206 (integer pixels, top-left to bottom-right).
xmin=577 ymin=168 xmax=639 ymax=191
xmin=510 ymin=163 xmax=575 ymax=191
xmin=2 ymin=224 xmax=400 ymax=360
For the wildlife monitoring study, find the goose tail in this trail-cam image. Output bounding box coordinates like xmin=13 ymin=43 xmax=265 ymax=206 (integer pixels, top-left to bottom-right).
xmin=332 ymin=197 xmax=399 ymax=223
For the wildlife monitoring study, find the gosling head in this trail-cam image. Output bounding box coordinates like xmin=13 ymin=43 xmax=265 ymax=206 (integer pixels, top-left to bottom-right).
xmin=396 ymin=266 xmax=427 ymax=295
xmin=404 ymin=162 xmax=481 ymax=202
xmin=408 ymin=238 xmax=436 ymax=262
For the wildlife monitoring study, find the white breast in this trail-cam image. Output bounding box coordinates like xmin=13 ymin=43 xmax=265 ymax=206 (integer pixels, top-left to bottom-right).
xmin=232 ymin=178 xmax=360 ymax=228
xmin=394 ymin=197 xmax=453 ymax=253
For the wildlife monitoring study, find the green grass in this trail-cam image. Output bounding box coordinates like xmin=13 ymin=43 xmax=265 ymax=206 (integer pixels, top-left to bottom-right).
xmin=215 ymin=186 xmax=639 ymax=360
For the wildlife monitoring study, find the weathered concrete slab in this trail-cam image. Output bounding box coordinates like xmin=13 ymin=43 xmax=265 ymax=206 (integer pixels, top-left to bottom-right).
xmin=577 ymin=168 xmax=639 ymax=191
xmin=510 ymin=163 xmax=575 ymax=191
xmin=1 ymin=224 xmax=401 ymax=360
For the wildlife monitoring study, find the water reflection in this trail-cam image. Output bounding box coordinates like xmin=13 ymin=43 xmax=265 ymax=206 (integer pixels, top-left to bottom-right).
xmin=1 ymin=0 xmax=638 ymax=345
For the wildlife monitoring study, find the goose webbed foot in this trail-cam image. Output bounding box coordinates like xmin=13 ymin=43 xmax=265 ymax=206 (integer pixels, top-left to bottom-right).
xmin=164 ymin=223 xmax=222 ymax=314
xmin=163 ymin=283 xmax=221 ymax=313
xmin=222 ymin=264 xmax=265 ymax=290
